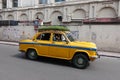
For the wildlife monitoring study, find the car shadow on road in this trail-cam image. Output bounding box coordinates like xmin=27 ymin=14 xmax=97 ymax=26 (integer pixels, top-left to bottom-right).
xmin=12 ymin=53 xmax=26 ymax=59
xmin=12 ymin=53 xmax=74 ymax=68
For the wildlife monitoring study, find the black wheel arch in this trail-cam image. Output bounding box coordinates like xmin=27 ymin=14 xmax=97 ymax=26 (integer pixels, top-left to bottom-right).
xmin=73 ymin=52 xmax=90 ymax=61
xmin=26 ymin=48 xmax=38 ymax=57
xmin=71 ymin=52 xmax=90 ymax=69
xmin=26 ymin=48 xmax=38 ymax=60
xmin=26 ymin=48 xmax=37 ymax=53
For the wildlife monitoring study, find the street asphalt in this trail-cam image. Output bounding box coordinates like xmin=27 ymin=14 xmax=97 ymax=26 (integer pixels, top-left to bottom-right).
xmin=0 ymin=43 xmax=120 ymax=80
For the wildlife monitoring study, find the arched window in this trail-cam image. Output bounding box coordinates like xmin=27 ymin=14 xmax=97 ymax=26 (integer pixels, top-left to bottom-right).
xmin=20 ymin=14 xmax=28 ymax=21
xmin=97 ymin=7 xmax=116 ymax=18
xmin=35 ymin=12 xmax=44 ymax=20
xmin=50 ymin=11 xmax=63 ymax=25
xmin=72 ymin=9 xmax=86 ymax=19
xmin=7 ymin=15 xmax=14 ymax=20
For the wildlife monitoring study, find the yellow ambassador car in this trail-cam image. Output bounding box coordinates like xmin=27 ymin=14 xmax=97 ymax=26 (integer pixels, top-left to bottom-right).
xmin=19 ymin=26 xmax=99 ymax=69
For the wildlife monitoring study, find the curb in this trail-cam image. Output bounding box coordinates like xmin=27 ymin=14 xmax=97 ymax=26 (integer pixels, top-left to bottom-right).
xmin=0 ymin=43 xmax=19 ymax=46
xmin=100 ymin=55 xmax=120 ymax=58
xmin=0 ymin=41 xmax=19 ymax=46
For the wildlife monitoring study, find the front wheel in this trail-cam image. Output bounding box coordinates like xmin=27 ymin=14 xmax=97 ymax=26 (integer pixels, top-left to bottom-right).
xmin=26 ymin=49 xmax=38 ymax=60
xmin=72 ymin=54 xmax=89 ymax=69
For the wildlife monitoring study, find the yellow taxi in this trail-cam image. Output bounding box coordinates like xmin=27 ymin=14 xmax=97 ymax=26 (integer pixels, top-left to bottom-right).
xmin=19 ymin=26 xmax=99 ymax=69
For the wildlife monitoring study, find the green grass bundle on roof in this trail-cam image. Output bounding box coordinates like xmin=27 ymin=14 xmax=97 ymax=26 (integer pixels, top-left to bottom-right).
xmin=38 ymin=25 xmax=70 ymax=31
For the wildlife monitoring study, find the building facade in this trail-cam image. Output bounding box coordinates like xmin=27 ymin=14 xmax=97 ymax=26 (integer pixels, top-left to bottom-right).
xmin=0 ymin=0 xmax=120 ymax=25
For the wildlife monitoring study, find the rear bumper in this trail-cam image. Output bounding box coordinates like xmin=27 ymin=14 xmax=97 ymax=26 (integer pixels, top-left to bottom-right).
xmin=19 ymin=50 xmax=26 ymax=53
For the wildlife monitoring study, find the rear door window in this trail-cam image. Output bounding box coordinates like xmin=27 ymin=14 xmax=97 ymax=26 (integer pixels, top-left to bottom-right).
xmin=37 ymin=33 xmax=51 ymax=41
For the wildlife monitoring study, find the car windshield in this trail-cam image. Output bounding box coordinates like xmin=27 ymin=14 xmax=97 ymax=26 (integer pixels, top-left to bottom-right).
xmin=66 ymin=32 xmax=75 ymax=42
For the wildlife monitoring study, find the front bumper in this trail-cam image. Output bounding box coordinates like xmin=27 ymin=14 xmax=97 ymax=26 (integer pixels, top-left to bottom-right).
xmin=90 ymin=55 xmax=100 ymax=59
xmin=90 ymin=52 xmax=100 ymax=61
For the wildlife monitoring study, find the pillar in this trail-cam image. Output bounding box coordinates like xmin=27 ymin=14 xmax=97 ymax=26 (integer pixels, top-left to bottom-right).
xmin=0 ymin=0 xmax=2 ymax=9
xmin=7 ymin=0 xmax=12 ymax=8
xmin=118 ymin=0 xmax=120 ymax=18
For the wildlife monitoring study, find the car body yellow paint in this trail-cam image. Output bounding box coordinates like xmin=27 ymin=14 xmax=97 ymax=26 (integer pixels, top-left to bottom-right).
xmin=19 ymin=30 xmax=99 ymax=61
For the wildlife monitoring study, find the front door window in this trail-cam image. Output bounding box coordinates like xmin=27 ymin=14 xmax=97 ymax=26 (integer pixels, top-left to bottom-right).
xmin=53 ymin=33 xmax=66 ymax=42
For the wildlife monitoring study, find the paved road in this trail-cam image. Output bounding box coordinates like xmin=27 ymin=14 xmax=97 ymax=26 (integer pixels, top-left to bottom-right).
xmin=0 ymin=44 xmax=120 ymax=80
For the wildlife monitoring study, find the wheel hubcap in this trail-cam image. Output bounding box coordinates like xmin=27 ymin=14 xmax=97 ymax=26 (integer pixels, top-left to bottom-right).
xmin=77 ymin=58 xmax=84 ymax=64
xmin=30 ymin=52 xmax=35 ymax=56
xmin=29 ymin=52 xmax=36 ymax=59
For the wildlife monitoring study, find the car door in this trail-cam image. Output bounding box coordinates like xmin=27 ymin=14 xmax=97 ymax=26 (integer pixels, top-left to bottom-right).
xmin=34 ymin=32 xmax=51 ymax=56
xmin=49 ymin=33 xmax=70 ymax=59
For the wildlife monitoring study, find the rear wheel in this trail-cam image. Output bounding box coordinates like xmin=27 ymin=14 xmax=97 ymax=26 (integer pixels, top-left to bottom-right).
xmin=72 ymin=54 xmax=89 ymax=69
xmin=26 ymin=49 xmax=38 ymax=60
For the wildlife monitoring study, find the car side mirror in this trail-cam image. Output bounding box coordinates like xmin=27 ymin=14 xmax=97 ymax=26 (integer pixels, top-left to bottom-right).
xmin=65 ymin=40 xmax=69 ymax=44
xmin=32 ymin=38 xmax=35 ymax=41
xmin=32 ymin=39 xmax=37 ymax=42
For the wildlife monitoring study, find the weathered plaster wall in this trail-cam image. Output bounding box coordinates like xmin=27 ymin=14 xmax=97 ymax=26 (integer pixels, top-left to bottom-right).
xmin=0 ymin=26 xmax=35 ymax=41
xmin=68 ymin=25 xmax=120 ymax=52
xmin=0 ymin=25 xmax=120 ymax=52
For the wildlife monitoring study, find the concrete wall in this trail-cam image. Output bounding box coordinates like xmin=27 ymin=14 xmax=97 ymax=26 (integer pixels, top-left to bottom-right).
xmin=68 ymin=25 xmax=120 ymax=52
xmin=0 ymin=25 xmax=120 ymax=53
xmin=0 ymin=26 xmax=36 ymax=41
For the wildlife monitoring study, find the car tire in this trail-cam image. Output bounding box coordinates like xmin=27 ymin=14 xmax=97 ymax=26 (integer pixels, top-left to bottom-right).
xmin=26 ymin=49 xmax=38 ymax=60
xmin=72 ymin=54 xmax=89 ymax=69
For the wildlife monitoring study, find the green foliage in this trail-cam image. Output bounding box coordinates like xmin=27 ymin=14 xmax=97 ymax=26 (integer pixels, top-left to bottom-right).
xmin=38 ymin=26 xmax=70 ymax=31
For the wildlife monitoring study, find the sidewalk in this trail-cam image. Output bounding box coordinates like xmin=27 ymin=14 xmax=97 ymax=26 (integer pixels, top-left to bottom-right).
xmin=0 ymin=41 xmax=120 ymax=58
xmin=0 ymin=41 xmax=19 ymax=46
xmin=98 ymin=51 xmax=120 ymax=58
